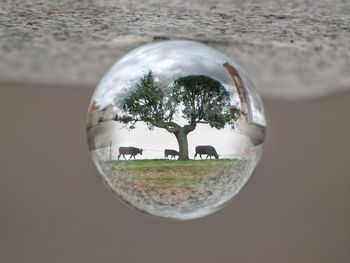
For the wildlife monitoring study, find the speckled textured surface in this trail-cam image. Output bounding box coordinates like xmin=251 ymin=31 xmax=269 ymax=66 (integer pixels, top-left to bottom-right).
xmin=1 ymin=0 xmax=350 ymax=99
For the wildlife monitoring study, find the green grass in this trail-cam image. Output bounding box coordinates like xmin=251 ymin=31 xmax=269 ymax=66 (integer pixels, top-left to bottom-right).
xmin=105 ymin=159 xmax=241 ymax=189
xmin=109 ymin=158 xmax=237 ymax=169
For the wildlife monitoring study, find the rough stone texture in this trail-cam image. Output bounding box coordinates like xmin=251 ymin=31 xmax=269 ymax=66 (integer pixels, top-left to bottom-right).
xmin=1 ymin=0 xmax=350 ymax=99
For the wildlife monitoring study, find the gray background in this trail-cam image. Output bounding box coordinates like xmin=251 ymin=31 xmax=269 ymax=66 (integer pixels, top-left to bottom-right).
xmin=1 ymin=83 xmax=349 ymax=263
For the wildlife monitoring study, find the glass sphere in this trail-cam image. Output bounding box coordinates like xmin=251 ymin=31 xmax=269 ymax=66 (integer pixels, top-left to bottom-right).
xmin=87 ymin=40 xmax=266 ymax=220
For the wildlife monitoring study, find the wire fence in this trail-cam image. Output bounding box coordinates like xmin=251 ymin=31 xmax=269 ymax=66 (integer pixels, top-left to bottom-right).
xmin=91 ymin=140 xmax=242 ymax=161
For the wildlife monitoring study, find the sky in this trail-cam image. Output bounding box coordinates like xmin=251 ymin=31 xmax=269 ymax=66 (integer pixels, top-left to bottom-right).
xmin=94 ymin=41 xmax=238 ymax=104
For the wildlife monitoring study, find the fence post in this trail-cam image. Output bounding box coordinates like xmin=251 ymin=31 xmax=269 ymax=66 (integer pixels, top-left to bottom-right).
xmin=109 ymin=140 xmax=112 ymax=161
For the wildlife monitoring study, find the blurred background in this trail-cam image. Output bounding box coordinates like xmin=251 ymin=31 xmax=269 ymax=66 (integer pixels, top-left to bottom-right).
xmin=1 ymin=1 xmax=349 ymax=262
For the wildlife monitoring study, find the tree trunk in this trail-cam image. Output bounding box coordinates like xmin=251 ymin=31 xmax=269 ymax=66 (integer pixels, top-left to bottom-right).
xmin=174 ymin=128 xmax=189 ymax=160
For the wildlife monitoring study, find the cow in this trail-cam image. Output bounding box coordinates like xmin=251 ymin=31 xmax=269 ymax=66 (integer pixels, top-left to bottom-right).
xmin=194 ymin=145 xmax=219 ymax=159
xmin=164 ymin=149 xmax=179 ymax=159
xmin=118 ymin=147 xmax=143 ymax=160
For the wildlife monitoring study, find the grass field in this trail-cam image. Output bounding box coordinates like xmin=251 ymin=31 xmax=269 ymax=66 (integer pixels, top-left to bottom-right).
xmin=105 ymin=159 xmax=242 ymax=189
xmin=98 ymin=158 xmax=249 ymax=218
xmin=110 ymin=159 xmax=236 ymax=168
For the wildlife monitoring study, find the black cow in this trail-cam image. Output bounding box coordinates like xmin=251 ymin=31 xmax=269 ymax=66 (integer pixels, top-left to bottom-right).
xmin=194 ymin=145 xmax=219 ymax=159
xmin=164 ymin=149 xmax=179 ymax=159
xmin=118 ymin=147 xmax=143 ymax=160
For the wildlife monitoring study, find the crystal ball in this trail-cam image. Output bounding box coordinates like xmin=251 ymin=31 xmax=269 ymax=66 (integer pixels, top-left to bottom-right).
xmin=87 ymin=40 xmax=266 ymax=220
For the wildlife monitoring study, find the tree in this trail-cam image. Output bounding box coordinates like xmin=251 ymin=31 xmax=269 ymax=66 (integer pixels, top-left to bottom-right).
xmin=115 ymin=71 xmax=240 ymax=160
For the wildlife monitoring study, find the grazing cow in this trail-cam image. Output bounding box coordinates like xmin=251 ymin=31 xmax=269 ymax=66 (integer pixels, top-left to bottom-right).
xmin=164 ymin=149 xmax=179 ymax=159
xmin=118 ymin=147 xmax=143 ymax=160
xmin=194 ymin=145 xmax=219 ymax=159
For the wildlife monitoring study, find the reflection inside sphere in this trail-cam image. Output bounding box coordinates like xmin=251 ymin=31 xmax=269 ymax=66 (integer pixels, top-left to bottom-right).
xmin=87 ymin=40 xmax=266 ymax=220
